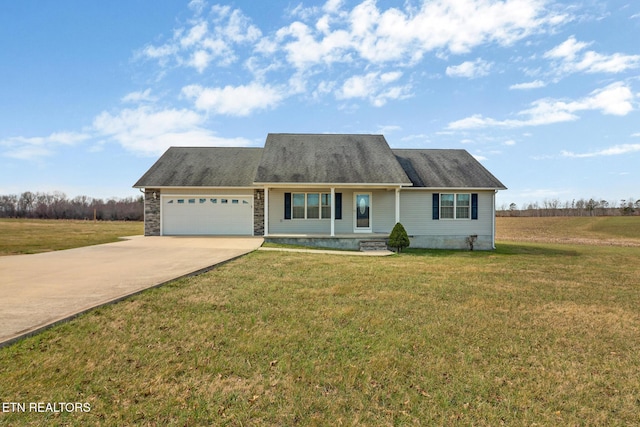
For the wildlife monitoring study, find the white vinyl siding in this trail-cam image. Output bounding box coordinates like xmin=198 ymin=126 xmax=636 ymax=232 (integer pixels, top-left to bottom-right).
xmin=400 ymin=190 xmax=494 ymax=237
xmin=371 ymin=190 xmax=395 ymax=233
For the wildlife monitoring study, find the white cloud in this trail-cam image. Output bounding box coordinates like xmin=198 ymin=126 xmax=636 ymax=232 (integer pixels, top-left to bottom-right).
xmin=544 ymin=36 xmax=590 ymax=62
xmin=510 ymin=80 xmax=546 ymax=90
xmin=92 ymin=106 xmax=252 ymax=156
xmin=139 ymin=6 xmax=261 ymax=72
xmin=336 ymin=71 xmax=410 ymax=106
xmin=504 ymin=140 xmax=517 ymax=146
xmin=180 ymin=22 xmax=208 ymax=48
xmin=446 ymin=59 xmax=492 ymax=78
xmin=182 ymin=82 xmax=285 ymax=116
xmin=324 ymin=0 xmax=343 ymax=14
xmin=188 ymin=0 xmax=206 ymax=15
xmin=135 ymin=0 xmax=570 ymax=109
xmin=448 ymin=81 xmax=635 ymax=129
xmin=121 ymin=89 xmax=154 ymax=103
xmin=263 ymin=0 xmax=566 ymax=71
xmin=561 ymin=144 xmax=640 ymax=158
xmin=0 ymin=132 xmax=91 ymax=160
xmin=544 ymin=36 xmax=640 ymax=75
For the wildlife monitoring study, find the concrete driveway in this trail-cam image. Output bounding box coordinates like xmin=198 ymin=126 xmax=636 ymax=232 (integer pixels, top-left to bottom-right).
xmin=0 ymin=236 xmax=263 ymax=347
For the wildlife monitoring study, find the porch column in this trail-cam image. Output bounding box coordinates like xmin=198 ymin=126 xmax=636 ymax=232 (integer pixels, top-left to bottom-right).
xmin=264 ymin=187 xmax=269 ymax=236
xmin=395 ymin=187 xmax=400 ymax=224
xmin=330 ymin=187 xmax=335 ymax=236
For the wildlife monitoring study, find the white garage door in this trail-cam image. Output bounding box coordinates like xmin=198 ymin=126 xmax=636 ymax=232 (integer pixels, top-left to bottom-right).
xmin=162 ymin=196 xmax=253 ymax=235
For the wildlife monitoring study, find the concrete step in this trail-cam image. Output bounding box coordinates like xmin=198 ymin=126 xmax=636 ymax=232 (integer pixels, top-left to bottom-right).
xmin=359 ymin=240 xmax=389 ymax=251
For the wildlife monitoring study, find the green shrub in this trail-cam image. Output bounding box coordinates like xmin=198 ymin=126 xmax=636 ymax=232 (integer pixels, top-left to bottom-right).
xmin=388 ymin=222 xmax=410 ymax=252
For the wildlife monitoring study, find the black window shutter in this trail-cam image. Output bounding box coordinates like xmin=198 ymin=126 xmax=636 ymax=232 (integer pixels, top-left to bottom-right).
xmin=432 ymin=193 xmax=439 ymax=220
xmin=471 ymin=193 xmax=478 ymax=220
xmin=284 ymin=193 xmax=291 ymax=220
xmin=335 ymin=193 xmax=342 ymax=220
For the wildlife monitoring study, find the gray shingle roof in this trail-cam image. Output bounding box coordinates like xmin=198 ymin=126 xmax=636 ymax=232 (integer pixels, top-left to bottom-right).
xmin=393 ymin=149 xmax=507 ymax=189
xmin=133 ymin=137 xmax=506 ymax=190
xmin=133 ymin=147 xmax=263 ymax=187
xmin=254 ymin=134 xmax=412 ymax=185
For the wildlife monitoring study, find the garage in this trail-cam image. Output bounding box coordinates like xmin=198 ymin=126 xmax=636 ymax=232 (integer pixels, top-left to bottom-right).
xmin=162 ymin=195 xmax=253 ymax=235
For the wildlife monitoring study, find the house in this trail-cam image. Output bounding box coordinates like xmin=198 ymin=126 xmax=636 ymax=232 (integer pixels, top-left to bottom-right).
xmin=133 ymin=133 xmax=506 ymax=250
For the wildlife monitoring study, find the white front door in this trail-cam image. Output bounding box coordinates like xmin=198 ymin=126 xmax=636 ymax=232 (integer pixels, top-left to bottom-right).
xmin=354 ymin=193 xmax=372 ymax=232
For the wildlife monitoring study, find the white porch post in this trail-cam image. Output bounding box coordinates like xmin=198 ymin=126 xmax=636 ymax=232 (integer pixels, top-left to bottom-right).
xmin=330 ymin=187 xmax=335 ymax=236
xmin=395 ymin=187 xmax=400 ymax=224
xmin=264 ymin=187 xmax=269 ymax=237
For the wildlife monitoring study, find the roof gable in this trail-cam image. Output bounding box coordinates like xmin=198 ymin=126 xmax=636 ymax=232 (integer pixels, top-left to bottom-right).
xmin=254 ymin=133 xmax=412 ymax=185
xmin=133 ymin=147 xmax=263 ymax=188
xmin=393 ymin=149 xmax=507 ymax=189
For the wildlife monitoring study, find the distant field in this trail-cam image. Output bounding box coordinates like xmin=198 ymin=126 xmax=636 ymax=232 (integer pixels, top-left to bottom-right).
xmin=0 ymin=218 xmax=143 ymax=256
xmin=1 ymin=216 xmax=639 ymax=425
xmin=497 ymin=216 xmax=640 ymax=246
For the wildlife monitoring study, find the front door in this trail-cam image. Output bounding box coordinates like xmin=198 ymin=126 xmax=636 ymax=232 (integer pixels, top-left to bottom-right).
xmin=354 ymin=193 xmax=371 ymax=232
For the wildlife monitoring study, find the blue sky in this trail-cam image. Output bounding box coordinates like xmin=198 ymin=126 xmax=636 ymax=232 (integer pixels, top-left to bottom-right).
xmin=1 ymin=0 xmax=639 ymax=208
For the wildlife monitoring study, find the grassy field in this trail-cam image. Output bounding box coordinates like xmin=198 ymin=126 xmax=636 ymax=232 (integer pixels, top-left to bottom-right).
xmin=496 ymin=216 xmax=640 ymax=246
xmin=0 ymin=218 xmax=143 ymax=256
xmin=1 ymin=217 xmax=639 ymax=425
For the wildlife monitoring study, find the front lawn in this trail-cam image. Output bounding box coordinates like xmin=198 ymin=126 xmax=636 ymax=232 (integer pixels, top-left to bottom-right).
xmin=0 ymin=219 xmax=143 ymax=256
xmin=1 ymin=239 xmax=639 ymax=425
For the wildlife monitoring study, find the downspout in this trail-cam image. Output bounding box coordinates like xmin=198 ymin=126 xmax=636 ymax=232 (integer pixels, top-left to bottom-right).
xmin=395 ymin=187 xmax=400 ymax=225
xmin=492 ymin=190 xmax=497 ymax=249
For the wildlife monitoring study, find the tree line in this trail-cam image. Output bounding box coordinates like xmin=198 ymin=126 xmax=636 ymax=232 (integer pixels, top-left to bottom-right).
xmin=498 ymin=197 xmax=640 ymax=217
xmin=0 ymin=191 xmax=143 ymax=221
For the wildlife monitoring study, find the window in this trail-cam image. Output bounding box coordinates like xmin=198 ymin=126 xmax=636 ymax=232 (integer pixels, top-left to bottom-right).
xmin=291 ymin=193 xmax=332 ymax=219
xmin=199 ymin=198 xmax=206 ymax=204
xmin=232 ymin=199 xmax=239 ymax=204
xmin=456 ymin=194 xmax=470 ymax=219
xmin=292 ymin=193 xmax=305 ymax=219
xmin=440 ymin=194 xmax=454 ymax=219
xmin=321 ymin=194 xmax=331 ymax=219
xmin=307 ymin=193 xmax=319 ymax=218
xmin=440 ymin=193 xmax=471 ymax=219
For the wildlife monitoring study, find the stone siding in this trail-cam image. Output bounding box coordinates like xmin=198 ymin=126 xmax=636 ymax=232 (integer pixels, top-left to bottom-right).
xmin=144 ymin=189 xmax=161 ymax=236
xmin=253 ymin=189 xmax=264 ymax=236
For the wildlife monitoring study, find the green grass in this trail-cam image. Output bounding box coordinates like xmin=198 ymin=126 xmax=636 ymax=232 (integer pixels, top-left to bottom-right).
xmin=496 ymin=216 xmax=640 ymax=245
xmin=0 ymin=218 xmax=143 ymax=256
xmin=1 ymin=217 xmax=640 ymax=425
